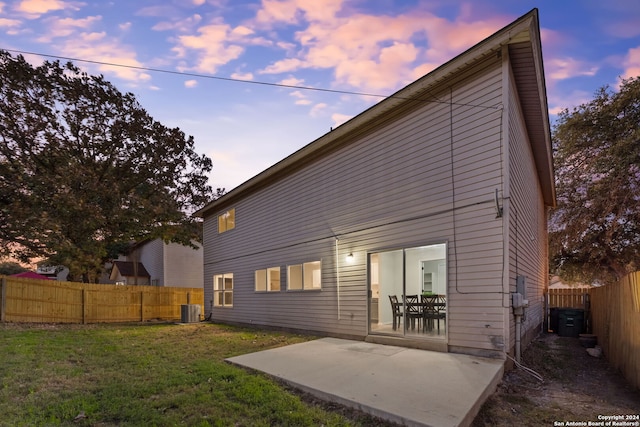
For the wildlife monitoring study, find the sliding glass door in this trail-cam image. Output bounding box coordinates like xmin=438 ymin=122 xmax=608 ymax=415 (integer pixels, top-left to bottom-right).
xmin=369 ymin=243 xmax=447 ymax=338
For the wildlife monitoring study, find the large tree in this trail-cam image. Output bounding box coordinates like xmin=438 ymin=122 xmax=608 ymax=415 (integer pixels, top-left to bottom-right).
xmin=0 ymin=51 xmax=215 ymax=281
xmin=550 ymin=76 xmax=640 ymax=284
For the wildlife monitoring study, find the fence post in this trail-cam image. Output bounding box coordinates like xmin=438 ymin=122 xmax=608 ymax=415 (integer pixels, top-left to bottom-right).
xmin=544 ymin=292 xmax=549 ymax=332
xmin=82 ymin=289 xmax=87 ymax=325
xmin=140 ymin=291 xmax=144 ymax=322
xmin=1 ymin=277 xmax=6 ymax=322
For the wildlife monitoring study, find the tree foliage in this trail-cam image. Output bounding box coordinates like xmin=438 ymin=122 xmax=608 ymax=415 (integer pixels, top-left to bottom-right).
xmin=550 ymin=77 xmax=640 ymax=284
xmin=0 ymin=261 xmax=28 ymax=276
xmin=0 ymin=51 xmax=215 ymax=281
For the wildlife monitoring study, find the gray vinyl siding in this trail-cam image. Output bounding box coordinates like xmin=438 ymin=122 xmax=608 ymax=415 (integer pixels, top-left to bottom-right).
xmin=164 ymin=242 xmax=204 ymax=288
xmin=506 ymin=58 xmax=548 ymax=355
xmin=138 ymin=239 xmax=164 ymax=286
xmin=127 ymin=239 xmax=204 ymax=288
xmin=203 ymin=53 xmax=509 ymax=354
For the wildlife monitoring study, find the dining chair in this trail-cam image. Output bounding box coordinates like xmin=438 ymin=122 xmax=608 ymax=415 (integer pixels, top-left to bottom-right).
xmin=388 ymin=295 xmax=403 ymax=330
xmin=436 ymin=294 xmax=447 ymax=332
xmin=421 ymin=294 xmax=438 ymax=332
xmin=423 ymin=294 xmax=446 ymax=333
xmin=403 ymin=295 xmax=422 ymax=331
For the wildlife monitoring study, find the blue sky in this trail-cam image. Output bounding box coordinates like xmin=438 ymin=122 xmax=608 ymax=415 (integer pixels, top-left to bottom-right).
xmin=1 ymin=0 xmax=639 ymax=191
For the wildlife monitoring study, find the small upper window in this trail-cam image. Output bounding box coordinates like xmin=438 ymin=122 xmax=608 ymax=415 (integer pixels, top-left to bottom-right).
xmin=218 ymin=208 xmax=235 ymax=233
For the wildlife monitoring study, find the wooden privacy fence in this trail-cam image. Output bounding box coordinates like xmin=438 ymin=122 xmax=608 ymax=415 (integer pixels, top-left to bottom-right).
xmin=548 ymin=288 xmax=590 ymax=309
xmin=589 ymin=272 xmax=640 ymax=390
xmin=0 ymin=275 xmax=204 ymax=324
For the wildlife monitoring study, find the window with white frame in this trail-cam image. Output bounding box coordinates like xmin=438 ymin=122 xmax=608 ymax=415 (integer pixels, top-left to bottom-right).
xmin=288 ymin=261 xmax=321 ymax=290
xmin=213 ymin=273 xmax=233 ymax=307
xmin=255 ymin=267 xmax=281 ymax=292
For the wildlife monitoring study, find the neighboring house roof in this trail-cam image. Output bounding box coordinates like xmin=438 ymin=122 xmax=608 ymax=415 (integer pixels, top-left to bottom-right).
xmin=194 ymin=8 xmax=555 ymax=219
xmin=10 ymin=271 xmax=53 ymax=280
xmin=124 ymin=237 xmax=154 ymax=253
xmin=111 ymin=261 xmax=150 ymax=278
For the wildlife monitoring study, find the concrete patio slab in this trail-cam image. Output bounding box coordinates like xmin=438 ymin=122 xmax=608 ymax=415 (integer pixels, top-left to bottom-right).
xmin=226 ymin=338 xmax=504 ymax=427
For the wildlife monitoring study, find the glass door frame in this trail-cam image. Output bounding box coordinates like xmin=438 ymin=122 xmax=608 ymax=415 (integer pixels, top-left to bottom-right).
xmin=368 ymin=242 xmax=447 ymax=339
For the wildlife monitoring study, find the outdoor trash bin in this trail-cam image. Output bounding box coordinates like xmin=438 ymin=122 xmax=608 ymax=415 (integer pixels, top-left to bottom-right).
xmin=557 ymin=308 xmax=585 ymax=337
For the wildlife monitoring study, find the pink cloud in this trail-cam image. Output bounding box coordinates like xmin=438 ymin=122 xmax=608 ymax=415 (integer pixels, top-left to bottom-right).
xmin=288 ymin=89 xmax=310 ymax=105
xmin=261 ymin=57 xmax=304 ymax=74
xmin=279 ymin=76 xmax=304 ymax=86
xmin=293 ymin=0 xmax=343 ymax=22
xmin=257 ymin=7 xmax=508 ymax=93
xmin=0 ymin=18 xmax=21 ymax=28
xmin=24 ymin=13 xmax=149 ymax=84
xmin=540 ymin=28 xmax=568 ymax=48
xmin=15 ymin=0 xmax=81 ymax=17
xmin=173 ymin=21 xmax=244 ymax=73
xmin=419 ymin=14 xmax=510 ymax=65
xmin=254 ymin=0 xmax=344 ymax=27
xmin=259 ymin=13 xmax=426 ymax=90
xmin=411 ymin=62 xmax=438 ymax=80
xmin=54 ymin=32 xmax=150 ymax=83
xmin=80 ymin=31 xmax=104 ymax=42
xmin=622 ymin=46 xmax=640 ymax=80
xmin=36 ymin=15 xmax=100 ymax=42
xmin=332 ymin=42 xmax=419 ymax=91
xmin=231 ymin=71 xmax=254 ymax=80
xmin=547 ymin=89 xmax=592 ymax=115
xmin=546 ymin=57 xmax=599 ymax=81
xmin=169 ymin=16 xmax=275 ymax=74
xmin=177 ymin=23 xmax=227 ymax=49
xmin=331 ymin=113 xmax=351 ymax=127
xmin=231 ymin=25 xmax=254 ymax=36
xmin=255 ymin=0 xmax=300 ymax=25
xmin=152 ymin=14 xmax=202 ymax=32
xmin=310 ymin=102 xmax=327 ymax=117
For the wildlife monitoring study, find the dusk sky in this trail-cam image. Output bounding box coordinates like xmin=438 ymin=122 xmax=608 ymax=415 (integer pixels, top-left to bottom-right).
xmin=1 ymin=0 xmax=639 ymax=191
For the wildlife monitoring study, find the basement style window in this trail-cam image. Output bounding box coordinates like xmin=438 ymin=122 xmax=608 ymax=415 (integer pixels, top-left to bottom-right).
xmin=287 ymin=261 xmax=322 ymax=290
xmin=255 ymin=267 xmax=281 ymax=292
xmin=213 ymin=273 xmax=233 ymax=307
xmin=218 ymin=208 xmax=235 ymax=233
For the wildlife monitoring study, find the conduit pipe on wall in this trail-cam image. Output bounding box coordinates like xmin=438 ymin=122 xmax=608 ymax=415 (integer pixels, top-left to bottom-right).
xmin=515 ymin=313 xmax=522 ymax=363
xmin=512 ymin=292 xmax=528 ymax=362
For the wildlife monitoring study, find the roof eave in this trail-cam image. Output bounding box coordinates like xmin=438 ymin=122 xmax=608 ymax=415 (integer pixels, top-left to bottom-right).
xmin=517 ymin=13 xmax=556 ymax=208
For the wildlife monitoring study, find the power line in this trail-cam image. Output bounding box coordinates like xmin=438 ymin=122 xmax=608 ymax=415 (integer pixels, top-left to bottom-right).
xmin=4 ymin=48 xmax=389 ymax=98
xmin=2 ymin=47 xmax=502 ymax=110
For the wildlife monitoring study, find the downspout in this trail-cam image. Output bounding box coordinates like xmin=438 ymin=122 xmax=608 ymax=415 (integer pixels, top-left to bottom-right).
xmin=335 ymin=238 xmax=341 ymax=320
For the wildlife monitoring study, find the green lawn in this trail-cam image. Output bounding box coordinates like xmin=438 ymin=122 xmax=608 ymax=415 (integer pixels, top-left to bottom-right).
xmin=0 ymin=322 xmax=381 ymax=426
